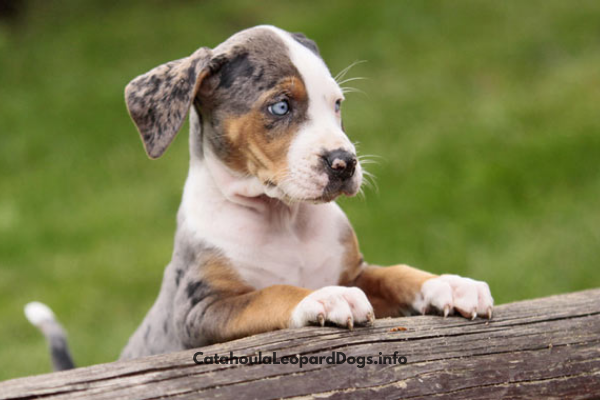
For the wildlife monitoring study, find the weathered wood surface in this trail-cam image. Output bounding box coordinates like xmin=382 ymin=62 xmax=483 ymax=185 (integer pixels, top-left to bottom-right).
xmin=2 ymin=289 xmax=599 ymax=400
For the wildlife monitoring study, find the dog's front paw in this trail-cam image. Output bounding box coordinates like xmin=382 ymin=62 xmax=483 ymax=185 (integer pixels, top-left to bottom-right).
xmin=413 ymin=274 xmax=494 ymax=319
xmin=290 ymin=286 xmax=374 ymax=330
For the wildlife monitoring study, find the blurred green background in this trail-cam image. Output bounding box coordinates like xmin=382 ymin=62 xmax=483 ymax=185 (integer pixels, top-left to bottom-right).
xmin=1 ymin=0 xmax=599 ymax=380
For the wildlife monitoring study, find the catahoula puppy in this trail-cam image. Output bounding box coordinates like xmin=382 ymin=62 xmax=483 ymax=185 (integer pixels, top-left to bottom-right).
xmin=26 ymin=25 xmax=493 ymax=370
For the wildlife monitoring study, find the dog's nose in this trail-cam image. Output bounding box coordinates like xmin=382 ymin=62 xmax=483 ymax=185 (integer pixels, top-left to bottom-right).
xmin=323 ymin=150 xmax=357 ymax=181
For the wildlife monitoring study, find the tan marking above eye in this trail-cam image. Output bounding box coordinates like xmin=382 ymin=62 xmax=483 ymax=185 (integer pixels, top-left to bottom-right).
xmin=258 ymin=76 xmax=308 ymax=109
xmin=282 ymin=76 xmax=308 ymax=103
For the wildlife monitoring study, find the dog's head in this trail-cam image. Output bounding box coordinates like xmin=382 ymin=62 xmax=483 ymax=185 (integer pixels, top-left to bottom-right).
xmin=126 ymin=25 xmax=362 ymax=203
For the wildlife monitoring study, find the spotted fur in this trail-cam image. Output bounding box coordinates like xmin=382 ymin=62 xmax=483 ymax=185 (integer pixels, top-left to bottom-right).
xmin=125 ymin=47 xmax=213 ymax=159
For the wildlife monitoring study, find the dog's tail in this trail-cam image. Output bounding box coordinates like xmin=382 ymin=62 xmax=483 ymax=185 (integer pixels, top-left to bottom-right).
xmin=24 ymin=302 xmax=76 ymax=371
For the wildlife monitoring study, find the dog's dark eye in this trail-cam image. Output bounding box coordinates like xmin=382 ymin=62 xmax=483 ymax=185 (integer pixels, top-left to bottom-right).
xmin=268 ymin=100 xmax=290 ymax=116
xmin=335 ymin=99 xmax=342 ymax=113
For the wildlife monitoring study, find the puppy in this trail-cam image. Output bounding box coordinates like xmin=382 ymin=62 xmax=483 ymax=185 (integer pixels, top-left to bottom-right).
xmin=26 ymin=25 xmax=493 ymax=369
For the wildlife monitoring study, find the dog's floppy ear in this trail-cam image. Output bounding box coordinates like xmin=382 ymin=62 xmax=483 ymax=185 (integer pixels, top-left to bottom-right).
xmin=125 ymin=47 xmax=213 ymax=159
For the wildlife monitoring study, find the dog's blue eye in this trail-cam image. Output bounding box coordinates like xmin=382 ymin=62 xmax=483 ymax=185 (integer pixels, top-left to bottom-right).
xmin=335 ymin=99 xmax=342 ymax=113
xmin=268 ymin=100 xmax=290 ymax=116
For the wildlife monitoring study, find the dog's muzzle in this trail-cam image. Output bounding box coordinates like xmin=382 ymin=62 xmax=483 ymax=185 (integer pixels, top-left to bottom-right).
xmin=317 ymin=149 xmax=360 ymax=201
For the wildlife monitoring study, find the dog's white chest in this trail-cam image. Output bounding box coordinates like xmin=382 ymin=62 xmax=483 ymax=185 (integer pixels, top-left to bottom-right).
xmin=220 ymin=205 xmax=346 ymax=290
xmin=182 ymin=171 xmax=348 ymax=290
xmin=231 ymin=218 xmax=345 ymax=290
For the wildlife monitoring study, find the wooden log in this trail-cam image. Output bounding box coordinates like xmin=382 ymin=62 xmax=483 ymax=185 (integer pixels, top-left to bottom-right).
xmin=2 ymin=289 xmax=599 ymax=399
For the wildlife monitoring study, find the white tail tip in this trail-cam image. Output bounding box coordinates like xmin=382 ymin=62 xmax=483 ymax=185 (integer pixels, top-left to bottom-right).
xmin=24 ymin=301 xmax=56 ymax=326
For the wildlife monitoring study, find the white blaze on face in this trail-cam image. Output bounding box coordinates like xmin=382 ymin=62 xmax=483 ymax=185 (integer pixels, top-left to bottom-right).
xmin=266 ymin=26 xmax=363 ymax=202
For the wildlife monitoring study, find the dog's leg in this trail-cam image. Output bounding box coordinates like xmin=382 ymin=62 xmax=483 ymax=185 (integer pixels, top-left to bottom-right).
xmin=353 ymin=264 xmax=494 ymax=319
xmin=339 ymin=226 xmax=493 ymax=320
xmin=352 ymin=264 xmax=434 ymax=318
xmin=180 ymin=283 xmax=309 ymax=344
xmin=173 ymin=254 xmax=373 ymax=346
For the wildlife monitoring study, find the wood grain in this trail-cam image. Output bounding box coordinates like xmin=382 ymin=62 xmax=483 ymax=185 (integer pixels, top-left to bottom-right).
xmin=2 ymin=289 xmax=599 ymax=399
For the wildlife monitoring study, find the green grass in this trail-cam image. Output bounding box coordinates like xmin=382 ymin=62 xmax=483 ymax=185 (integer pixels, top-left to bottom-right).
xmin=1 ymin=0 xmax=599 ymax=380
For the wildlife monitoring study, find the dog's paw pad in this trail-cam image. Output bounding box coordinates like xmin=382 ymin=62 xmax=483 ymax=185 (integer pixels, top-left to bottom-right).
xmin=413 ymin=274 xmax=493 ymax=319
xmin=290 ymin=286 xmax=374 ymax=329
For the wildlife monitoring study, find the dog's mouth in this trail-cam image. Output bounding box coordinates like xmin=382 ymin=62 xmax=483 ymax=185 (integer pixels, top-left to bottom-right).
xmin=279 ymin=192 xmax=341 ymax=205
xmin=264 ymin=174 xmax=361 ymax=204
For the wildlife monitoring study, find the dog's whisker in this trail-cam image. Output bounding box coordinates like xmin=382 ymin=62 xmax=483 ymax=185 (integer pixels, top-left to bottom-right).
xmin=337 ymin=76 xmax=368 ymax=86
xmin=334 ymin=62 xmax=357 ymax=83
xmin=334 ymin=60 xmax=367 ymax=83
xmin=360 ymin=168 xmax=379 ymax=194
xmin=359 ymin=153 xmax=386 ymax=162
xmin=357 ymin=154 xmax=383 ymax=166
xmin=341 ymin=86 xmax=364 ymax=92
xmin=358 ymin=153 xmax=383 ymax=158
xmin=357 ymin=188 xmax=366 ymax=201
xmin=341 ymin=87 xmax=368 ymax=97
xmin=357 ymin=154 xmax=381 ymax=160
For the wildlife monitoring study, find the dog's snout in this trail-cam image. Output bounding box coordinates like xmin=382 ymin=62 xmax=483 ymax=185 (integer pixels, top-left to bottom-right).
xmin=323 ymin=150 xmax=357 ymax=181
